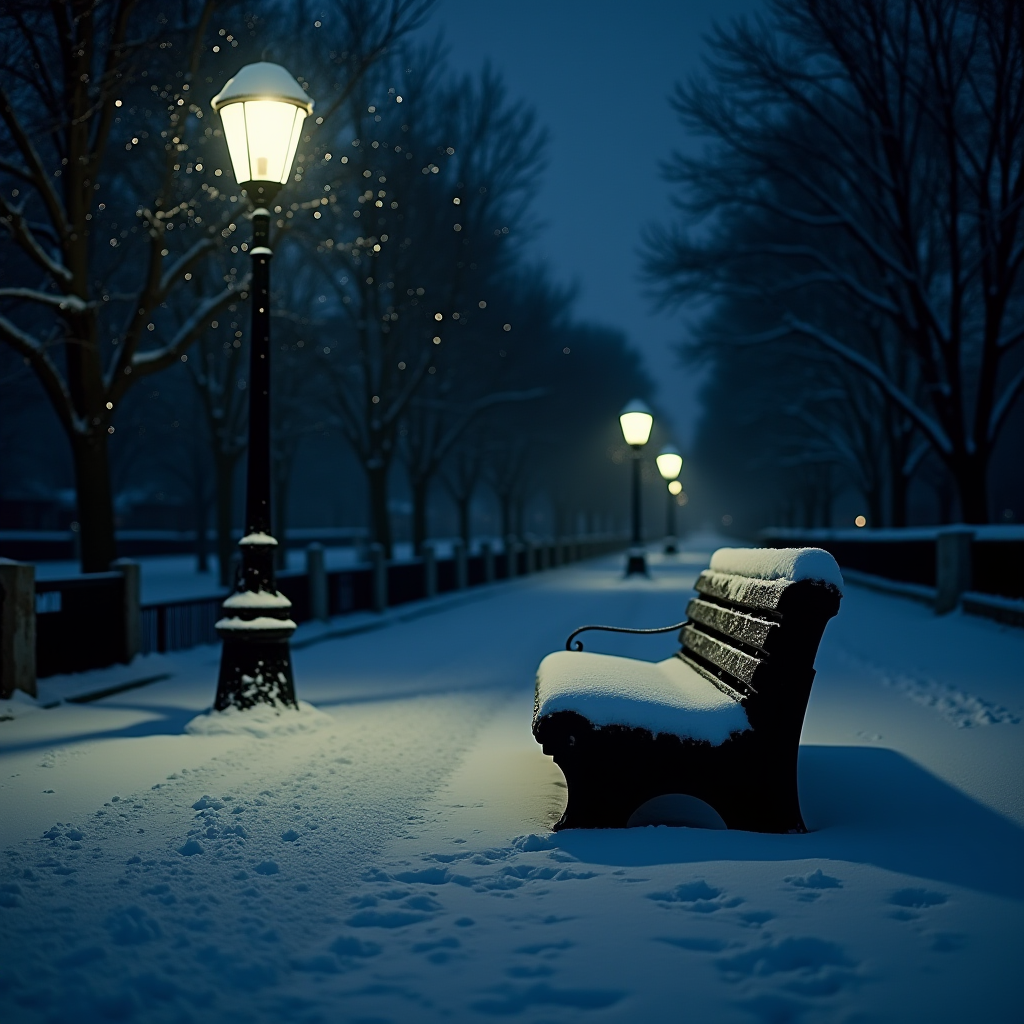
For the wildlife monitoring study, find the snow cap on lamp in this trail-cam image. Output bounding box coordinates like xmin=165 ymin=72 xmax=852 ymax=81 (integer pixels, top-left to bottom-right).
xmin=211 ymin=62 xmax=314 ymax=189
xmin=619 ymin=398 xmax=654 ymax=447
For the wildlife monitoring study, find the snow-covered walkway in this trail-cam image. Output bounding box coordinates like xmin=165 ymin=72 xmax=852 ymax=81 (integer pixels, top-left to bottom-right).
xmin=1 ymin=543 xmax=1021 ymax=1023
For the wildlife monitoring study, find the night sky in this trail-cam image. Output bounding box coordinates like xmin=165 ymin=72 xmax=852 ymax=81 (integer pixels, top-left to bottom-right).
xmin=431 ymin=0 xmax=761 ymax=445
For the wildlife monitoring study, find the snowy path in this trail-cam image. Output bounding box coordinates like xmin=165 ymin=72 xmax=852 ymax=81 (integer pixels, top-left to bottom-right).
xmin=1 ymin=547 xmax=1021 ymax=1023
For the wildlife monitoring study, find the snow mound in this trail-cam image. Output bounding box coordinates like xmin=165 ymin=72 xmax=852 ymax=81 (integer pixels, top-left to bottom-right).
xmin=185 ymin=700 xmax=333 ymax=738
xmin=709 ymin=547 xmax=843 ymax=591
xmin=535 ymin=651 xmax=749 ymax=744
xmin=0 ymin=691 xmax=41 ymax=723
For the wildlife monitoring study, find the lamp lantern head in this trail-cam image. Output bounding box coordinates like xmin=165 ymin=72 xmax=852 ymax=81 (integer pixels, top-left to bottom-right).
xmin=656 ymin=445 xmax=683 ymax=481
xmin=619 ymin=399 xmax=654 ymax=447
xmin=211 ymin=62 xmax=314 ymax=203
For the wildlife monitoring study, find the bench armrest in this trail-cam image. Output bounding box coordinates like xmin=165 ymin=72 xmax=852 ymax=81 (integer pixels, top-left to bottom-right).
xmin=565 ymin=619 xmax=689 ymax=652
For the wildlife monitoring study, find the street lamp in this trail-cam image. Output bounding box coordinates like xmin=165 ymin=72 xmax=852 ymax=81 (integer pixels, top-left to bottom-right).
xmin=619 ymin=399 xmax=653 ymax=576
xmin=656 ymin=445 xmax=684 ymax=554
xmin=209 ymin=63 xmax=314 ymax=711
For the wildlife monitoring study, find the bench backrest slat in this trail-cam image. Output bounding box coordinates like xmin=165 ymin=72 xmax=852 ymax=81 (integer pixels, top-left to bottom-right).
xmin=680 ymin=568 xmax=842 ymax=716
xmin=680 ymin=623 xmax=762 ymax=687
xmin=684 ymin=597 xmax=778 ymax=652
xmin=694 ymin=571 xmax=791 ymax=614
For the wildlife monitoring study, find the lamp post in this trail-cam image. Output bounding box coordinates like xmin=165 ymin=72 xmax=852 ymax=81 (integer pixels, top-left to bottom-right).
xmin=619 ymin=399 xmax=653 ymax=576
xmin=655 ymin=445 xmax=683 ymax=554
xmin=209 ymin=63 xmax=314 ymax=711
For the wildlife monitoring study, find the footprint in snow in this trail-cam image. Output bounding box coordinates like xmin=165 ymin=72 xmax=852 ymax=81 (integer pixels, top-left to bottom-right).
xmin=648 ymin=880 xmax=739 ymax=913
xmin=717 ymin=936 xmax=860 ymax=998
xmin=929 ymin=932 xmax=967 ymax=953
xmin=470 ymin=982 xmax=624 ymax=1015
xmin=412 ymin=936 xmax=461 ymax=964
xmin=658 ymin=936 xmax=732 ymax=953
xmin=738 ymin=911 xmax=776 ymax=928
xmin=784 ymin=868 xmax=842 ymax=901
xmin=104 ymin=905 xmax=161 ymax=945
xmin=514 ymin=940 xmax=573 ymax=957
xmin=887 ymin=887 xmax=948 ymax=921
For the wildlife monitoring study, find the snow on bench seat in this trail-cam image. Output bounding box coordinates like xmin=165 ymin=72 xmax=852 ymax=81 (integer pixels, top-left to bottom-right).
xmin=535 ymin=650 xmax=749 ymax=745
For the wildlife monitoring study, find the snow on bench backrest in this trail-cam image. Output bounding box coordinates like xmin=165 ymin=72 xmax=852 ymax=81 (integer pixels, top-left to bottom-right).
xmin=708 ymin=547 xmax=844 ymax=591
xmin=693 ymin=547 xmax=843 ymax=617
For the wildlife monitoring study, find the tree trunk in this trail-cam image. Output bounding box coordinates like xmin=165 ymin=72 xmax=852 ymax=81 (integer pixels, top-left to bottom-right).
xmin=70 ymin=431 xmax=117 ymax=573
xmin=194 ymin=487 xmax=210 ymax=574
xmin=457 ymin=494 xmax=471 ymax=546
xmin=954 ymin=453 xmax=989 ymax=524
xmin=890 ymin=471 xmax=909 ymax=528
xmin=215 ymin=451 xmax=238 ymax=588
xmin=273 ymin=461 xmax=291 ymax=572
xmin=411 ymin=476 xmax=429 ymax=555
xmin=499 ymin=493 xmax=512 ymax=539
xmin=514 ymin=500 xmax=525 ymax=537
xmin=801 ymin=489 xmax=815 ymax=529
xmin=818 ymin=474 xmax=833 ymax=528
xmin=865 ymin=483 xmax=884 ymax=531
xmin=367 ymin=462 xmax=393 ymax=559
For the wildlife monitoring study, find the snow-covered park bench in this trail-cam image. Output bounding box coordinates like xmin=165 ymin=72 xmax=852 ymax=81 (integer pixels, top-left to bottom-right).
xmin=532 ymin=548 xmax=843 ymax=833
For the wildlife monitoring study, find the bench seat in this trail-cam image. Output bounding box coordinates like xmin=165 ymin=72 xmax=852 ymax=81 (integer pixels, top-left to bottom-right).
xmin=536 ymin=651 xmax=750 ymax=746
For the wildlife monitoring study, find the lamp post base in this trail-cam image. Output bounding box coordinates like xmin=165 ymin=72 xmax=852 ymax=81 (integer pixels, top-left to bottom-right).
xmin=215 ymin=632 xmax=297 ymax=711
xmin=625 ymin=548 xmax=648 ymax=577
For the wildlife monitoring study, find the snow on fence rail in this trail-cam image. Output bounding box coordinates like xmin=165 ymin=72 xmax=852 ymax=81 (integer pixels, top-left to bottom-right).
xmin=18 ymin=536 xmax=626 ymax=678
xmin=0 ymin=526 xmax=370 ymax=563
xmin=761 ymin=527 xmax=1023 ymax=624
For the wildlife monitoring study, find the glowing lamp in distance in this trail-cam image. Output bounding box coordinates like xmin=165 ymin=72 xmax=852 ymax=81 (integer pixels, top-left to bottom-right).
xmin=619 ymin=399 xmax=654 ymax=447
xmin=656 ymin=446 xmax=683 ymax=481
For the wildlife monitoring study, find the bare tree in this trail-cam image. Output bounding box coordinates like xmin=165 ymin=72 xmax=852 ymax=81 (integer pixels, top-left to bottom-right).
xmin=440 ymin=442 xmax=485 ymax=545
xmin=647 ymin=0 xmax=1024 ymax=523
xmin=309 ymin=51 xmax=546 ymax=555
xmin=0 ymin=0 xmax=432 ymax=570
xmin=182 ymin=311 xmax=249 ymax=585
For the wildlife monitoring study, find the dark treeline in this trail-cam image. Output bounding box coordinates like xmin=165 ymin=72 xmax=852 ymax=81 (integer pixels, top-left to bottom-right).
xmin=647 ymin=0 xmax=1023 ymax=531
xmin=0 ymin=0 xmax=653 ymax=576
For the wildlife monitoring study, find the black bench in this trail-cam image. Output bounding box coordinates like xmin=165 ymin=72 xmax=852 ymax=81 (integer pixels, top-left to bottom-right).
xmin=532 ymin=547 xmax=843 ymax=833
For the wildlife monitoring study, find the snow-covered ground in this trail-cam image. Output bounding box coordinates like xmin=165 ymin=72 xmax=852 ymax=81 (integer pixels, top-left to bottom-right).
xmin=2 ymin=541 xmax=1021 ymax=1023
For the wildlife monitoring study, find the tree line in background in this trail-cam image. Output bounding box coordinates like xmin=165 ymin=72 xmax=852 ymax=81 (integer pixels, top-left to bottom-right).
xmin=647 ymin=0 xmax=1023 ymax=529
xmin=0 ymin=0 xmax=653 ymax=577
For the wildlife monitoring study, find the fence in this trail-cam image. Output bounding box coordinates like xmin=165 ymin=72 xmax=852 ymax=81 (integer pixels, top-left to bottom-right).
xmin=35 ymin=571 xmax=129 ymax=676
xmin=0 ymin=526 xmax=370 ymax=564
xmin=124 ymin=534 xmax=623 ymax=658
xmin=761 ymin=527 xmax=1024 ymax=625
xmin=140 ymin=596 xmax=224 ymax=655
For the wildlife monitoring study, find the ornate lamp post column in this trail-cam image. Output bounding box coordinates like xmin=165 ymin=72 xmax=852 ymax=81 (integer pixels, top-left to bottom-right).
xmin=656 ymin=445 xmax=684 ymax=555
xmin=210 ymin=63 xmax=314 ymax=710
xmin=619 ymin=399 xmax=654 ymax=576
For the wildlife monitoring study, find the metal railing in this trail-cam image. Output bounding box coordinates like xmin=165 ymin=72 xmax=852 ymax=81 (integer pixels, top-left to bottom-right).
xmin=37 ymin=535 xmax=629 ymax=670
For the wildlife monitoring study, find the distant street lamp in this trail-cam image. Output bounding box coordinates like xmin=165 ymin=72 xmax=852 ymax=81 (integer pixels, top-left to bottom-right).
xmin=209 ymin=63 xmax=314 ymax=711
xmin=656 ymin=445 xmax=684 ymax=554
xmin=619 ymin=399 xmax=654 ymax=576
